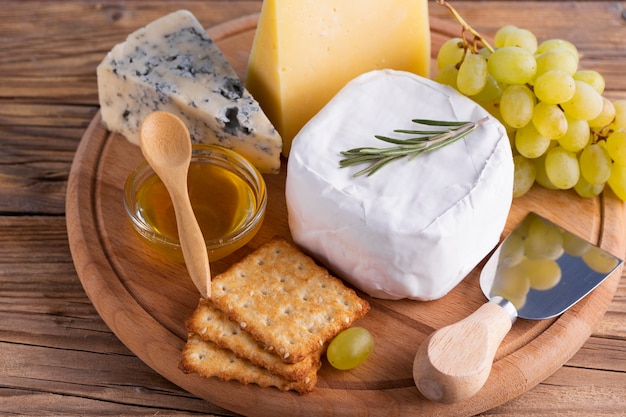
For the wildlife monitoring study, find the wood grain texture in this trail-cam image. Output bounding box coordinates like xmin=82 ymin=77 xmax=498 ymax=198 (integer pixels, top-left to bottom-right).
xmin=2 ymin=1 xmax=626 ymax=416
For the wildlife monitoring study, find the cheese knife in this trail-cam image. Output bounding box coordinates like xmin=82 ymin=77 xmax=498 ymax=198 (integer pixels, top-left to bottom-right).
xmin=413 ymin=212 xmax=623 ymax=403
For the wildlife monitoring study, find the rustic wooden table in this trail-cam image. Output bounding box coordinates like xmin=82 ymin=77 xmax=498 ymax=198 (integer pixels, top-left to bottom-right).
xmin=1 ymin=1 xmax=625 ymax=416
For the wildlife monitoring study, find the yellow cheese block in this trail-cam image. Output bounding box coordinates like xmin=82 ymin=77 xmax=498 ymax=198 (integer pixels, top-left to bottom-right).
xmin=245 ymin=0 xmax=431 ymax=157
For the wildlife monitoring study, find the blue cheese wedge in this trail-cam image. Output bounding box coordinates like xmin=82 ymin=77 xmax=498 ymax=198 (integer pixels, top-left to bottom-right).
xmin=286 ymin=70 xmax=513 ymax=300
xmin=97 ymin=10 xmax=282 ymax=174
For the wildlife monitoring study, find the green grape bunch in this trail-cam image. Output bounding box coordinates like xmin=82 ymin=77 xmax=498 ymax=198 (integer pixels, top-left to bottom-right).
xmin=434 ymin=1 xmax=626 ymax=201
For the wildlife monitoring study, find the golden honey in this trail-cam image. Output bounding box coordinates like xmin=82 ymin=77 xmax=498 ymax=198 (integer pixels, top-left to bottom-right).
xmin=135 ymin=162 xmax=256 ymax=243
xmin=124 ymin=145 xmax=267 ymax=261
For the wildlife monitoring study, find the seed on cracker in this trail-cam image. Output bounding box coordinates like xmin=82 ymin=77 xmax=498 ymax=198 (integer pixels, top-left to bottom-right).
xmin=179 ymin=333 xmax=317 ymax=394
xmin=186 ymin=298 xmax=322 ymax=382
xmin=211 ymin=237 xmax=370 ymax=364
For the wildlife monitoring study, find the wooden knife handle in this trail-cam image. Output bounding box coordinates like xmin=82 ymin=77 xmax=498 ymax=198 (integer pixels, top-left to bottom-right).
xmin=413 ymin=298 xmax=516 ymax=403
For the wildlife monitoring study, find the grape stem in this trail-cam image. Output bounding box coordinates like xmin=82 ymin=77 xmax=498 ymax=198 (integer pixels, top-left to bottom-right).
xmin=436 ymin=0 xmax=495 ymax=54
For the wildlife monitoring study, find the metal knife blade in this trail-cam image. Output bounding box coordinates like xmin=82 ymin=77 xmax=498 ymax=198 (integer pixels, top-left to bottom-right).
xmin=413 ymin=212 xmax=623 ymax=404
xmin=480 ymin=212 xmax=622 ymax=319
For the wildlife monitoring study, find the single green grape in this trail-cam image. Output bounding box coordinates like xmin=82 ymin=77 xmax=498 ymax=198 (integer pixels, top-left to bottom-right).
xmin=533 ymin=70 xmax=576 ymax=104
xmin=544 ymin=146 xmax=580 ymax=189
xmin=574 ymin=173 xmax=605 ymax=198
xmin=535 ymin=48 xmax=578 ymax=77
xmin=534 ymin=152 xmax=558 ymax=190
xmin=589 ymin=97 xmax=616 ymax=129
xmin=573 ymin=70 xmax=605 ymax=94
xmin=558 ymin=115 xmax=589 ymax=152
xmin=500 ymin=84 xmax=535 ymax=128
xmin=561 ymin=80 xmax=604 ymax=121
xmin=487 ymin=46 xmax=537 ymax=85
xmin=535 ymin=38 xmax=579 ymax=62
xmin=532 ymin=102 xmax=568 ymax=140
xmin=579 ymin=143 xmax=612 ymax=185
xmin=434 ymin=64 xmax=459 ymax=89
xmin=502 ymin=27 xmax=537 ymax=53
xmin=605 ymin=129 xmax=626 ymax=166
xmin=513 ymin=154 xmax=536 ymax=198
xmin=437 ymin=37 xmax=465 ymax=70
xmin=457 ymin=52 xmax=488 ymax=96
xmin=469 ymin=74 xmax=503 ymax=106
xmin=326 ymin=327 xmax=374 ymax=371
xmin=494 ymin=25 xmax=519 ymax=48
xmin=515 ymin=122 xmax=551 ymax=158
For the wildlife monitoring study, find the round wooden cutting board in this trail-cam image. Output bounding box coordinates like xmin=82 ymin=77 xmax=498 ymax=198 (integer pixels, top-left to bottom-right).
xmin=66 ymin=14 xmax=626 ymax=417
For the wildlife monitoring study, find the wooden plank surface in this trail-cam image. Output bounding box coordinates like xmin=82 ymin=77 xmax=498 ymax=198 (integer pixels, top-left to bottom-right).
xmin=1 ymin=1 xmax=626 ymax=416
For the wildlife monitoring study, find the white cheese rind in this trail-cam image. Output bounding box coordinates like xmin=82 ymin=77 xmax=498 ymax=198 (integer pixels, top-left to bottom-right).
xmin=97 ymin=10 xmax=282 ymax=174
xmin=286 ymin=70 xmax=513 ymax=300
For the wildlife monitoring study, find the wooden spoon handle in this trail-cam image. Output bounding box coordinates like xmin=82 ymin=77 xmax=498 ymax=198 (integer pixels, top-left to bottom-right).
xmin=413 ymin=298 xmax=515 ymax=403
xmin=169 ymin=183 xmax=211 ymax=299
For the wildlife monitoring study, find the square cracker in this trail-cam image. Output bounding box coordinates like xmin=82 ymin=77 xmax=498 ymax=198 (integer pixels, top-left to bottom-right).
xmin=211 ymin=237 xmax=370 ymax=364
xmin=186 ymin=298 xmax=322 ymax=382
xmin=180 ymin=333 xmax=317 ymax=394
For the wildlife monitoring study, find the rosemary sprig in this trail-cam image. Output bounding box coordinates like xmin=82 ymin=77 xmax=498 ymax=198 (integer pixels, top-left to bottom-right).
xmin=339 ymin=116 xmax=489 ymax=177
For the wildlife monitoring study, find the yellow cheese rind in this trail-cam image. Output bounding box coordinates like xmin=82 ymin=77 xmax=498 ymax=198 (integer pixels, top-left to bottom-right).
xmin=246 ymin=0 xmax=431 ymax=157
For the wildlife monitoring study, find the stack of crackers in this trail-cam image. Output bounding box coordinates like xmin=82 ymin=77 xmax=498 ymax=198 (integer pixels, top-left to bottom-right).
xmin=179 ymin=237 xmax=370 ymax=393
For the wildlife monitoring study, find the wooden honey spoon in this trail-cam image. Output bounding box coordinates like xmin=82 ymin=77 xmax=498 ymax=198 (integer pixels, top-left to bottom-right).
xmin=139 ymin=111 xmax=211 ymax=298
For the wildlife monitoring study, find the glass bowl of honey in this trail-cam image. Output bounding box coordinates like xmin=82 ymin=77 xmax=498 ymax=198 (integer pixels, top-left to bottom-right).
xmin=124 ymin=144 xmax=267 ymax=261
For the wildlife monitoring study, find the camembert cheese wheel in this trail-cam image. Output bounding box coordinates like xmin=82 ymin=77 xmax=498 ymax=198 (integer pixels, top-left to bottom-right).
xmin=286 ymin=70 xmax=513 ymax=300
